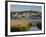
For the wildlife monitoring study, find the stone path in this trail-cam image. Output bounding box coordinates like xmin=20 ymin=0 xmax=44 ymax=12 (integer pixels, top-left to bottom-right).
xmin=28 ymin=26 xmax=40 ymax=31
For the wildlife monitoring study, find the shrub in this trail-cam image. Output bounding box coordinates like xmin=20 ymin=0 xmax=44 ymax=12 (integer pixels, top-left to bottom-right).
xmin=11 ymin=19 xmax=32 ymax=32
xmin=37 ymin=22 xmax=42 ymax=30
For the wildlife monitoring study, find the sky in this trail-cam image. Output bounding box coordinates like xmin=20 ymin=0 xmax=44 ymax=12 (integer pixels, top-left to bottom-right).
xmin=10 ymin=5 xmax=42 ymax=12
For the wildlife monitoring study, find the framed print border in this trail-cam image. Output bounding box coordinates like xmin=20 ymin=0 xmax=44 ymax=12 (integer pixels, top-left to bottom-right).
xmin=5 ymin=1 xmax=45 ymax=36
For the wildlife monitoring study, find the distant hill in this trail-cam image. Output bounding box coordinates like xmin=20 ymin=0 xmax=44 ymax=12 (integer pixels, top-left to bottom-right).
xmin=11 ymin=11 xmax=41 ymax=14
